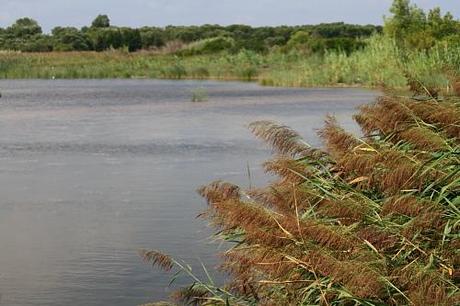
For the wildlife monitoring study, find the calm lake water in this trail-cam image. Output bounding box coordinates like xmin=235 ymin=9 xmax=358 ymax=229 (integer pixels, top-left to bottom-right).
xmin=0 ymin=80 xmax=378 ymax=306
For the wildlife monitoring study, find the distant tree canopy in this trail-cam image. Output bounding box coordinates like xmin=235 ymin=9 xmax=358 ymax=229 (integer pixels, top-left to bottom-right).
xmin=91 ymin=15 xmax=110 ymax=28
xmin=0 ymin=16 xmax=381 ymax=54
xmin=52 ymin=27 xmax=91 ymax=51
xmin=0 ymin=1 xmax=458 ymax=54
xmin=8 ymin=18 xmax=42 ymax=37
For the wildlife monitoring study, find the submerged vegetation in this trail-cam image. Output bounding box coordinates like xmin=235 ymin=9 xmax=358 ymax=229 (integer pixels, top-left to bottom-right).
xmin=191 ymin=87 xmax=209 ymax=102
xmin=143 ymin=93 xmax=460 ymax=305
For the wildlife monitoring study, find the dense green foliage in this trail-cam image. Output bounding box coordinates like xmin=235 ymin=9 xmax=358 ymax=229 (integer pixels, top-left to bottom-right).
xmin=3 ymin=1 xmax=458 ymax=55
xmin=0 ymin=14 xmax=380 ymax=53
xmin=385 ymin=0 xmax=460 ymax=49
xmin=91 ymin=14 xmax=110 ymax=28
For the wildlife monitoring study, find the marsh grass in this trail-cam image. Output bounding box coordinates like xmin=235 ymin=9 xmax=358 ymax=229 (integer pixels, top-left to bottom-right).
xmin=143 ymin=93 xmax=460 ymax=305
xmin=0 ymin=50 xmax=265 ymax=81
xmin=1 ymin=36 xmax=459 ymax=93
xmin=260 ymin=36 xmax=460 ymax=93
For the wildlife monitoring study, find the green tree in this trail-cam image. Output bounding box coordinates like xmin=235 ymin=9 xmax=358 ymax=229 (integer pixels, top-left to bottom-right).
xmin=427 ymin=7 xmax=459 ymax=39
xmin=91 ymin=14 xmax=110 ymax=28
xmin=120 ymin=28 xmax=142 ymax=52
xmin=384 ymin=0 xmax=426 ymax=39
xmin=90 ymin=28 xmax=123 ymax=51
xmin=140 ymin=27 xmax=165 ymax=49
xmin=52 ymin=27 xmax=91 ymax=51
xmin=21 ymin=35 xmax=53 ymax=52
xmin=7 ymin=18 xmax=42 ymax=38
xmin=286 ymin=30 xmax=311 ymax=52
xmin=384 ymin=0 xmax=460 ymax=49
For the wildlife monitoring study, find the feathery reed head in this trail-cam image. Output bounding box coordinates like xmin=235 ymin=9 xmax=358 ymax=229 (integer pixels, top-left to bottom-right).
xmin=170 ymin=284 xmax=211 ymax=305
xmin=139 ymin=249 xmax=174 ymax=272
xmin=197 ymin=180 xmax=240 ymax=204
xmin=148 ymin=94 xmax=460 ymax=305
xmin=319 ymin=115 xmax=360 ymax=159
xmin=249 ymin=120 xmax=318 ymax=158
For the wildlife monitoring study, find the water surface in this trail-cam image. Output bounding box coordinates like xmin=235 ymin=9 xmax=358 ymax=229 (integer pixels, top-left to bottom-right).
xmin=0 ymin=80 xmax=378 ymax=305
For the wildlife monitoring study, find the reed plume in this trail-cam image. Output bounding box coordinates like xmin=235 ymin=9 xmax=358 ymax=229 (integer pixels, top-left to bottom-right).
xmin=139 ymin=249 xmax=174 ymax=271
xmin=249 ymin=120 xmax=324 ymax=158
xmin=144 ymin=94 xmax=460 ymax=306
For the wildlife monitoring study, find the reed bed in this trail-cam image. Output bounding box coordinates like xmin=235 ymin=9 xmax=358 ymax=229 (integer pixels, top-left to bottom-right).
xmin=143 ymin=93 xmax=460 ymax=305
xmin=0 ymin=49 xmax=266 ymax=80
xmin=260 ymin=36 xmax=460 ymax=93
xmin=1 ymin=36 xmax=459 ymax=92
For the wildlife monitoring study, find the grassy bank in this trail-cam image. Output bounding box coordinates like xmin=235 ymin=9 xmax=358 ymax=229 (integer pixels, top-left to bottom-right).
xmin=1 ymin=36 xmax=459 ymax=93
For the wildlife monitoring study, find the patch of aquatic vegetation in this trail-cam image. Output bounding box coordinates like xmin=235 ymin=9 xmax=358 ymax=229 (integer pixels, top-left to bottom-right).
xmin=191 ymin=87 xmax=209 ymax=102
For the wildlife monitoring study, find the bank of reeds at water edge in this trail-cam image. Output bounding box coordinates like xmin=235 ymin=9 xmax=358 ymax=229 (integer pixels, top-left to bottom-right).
xmin=141 ymin=92 xmax=460 ymax=305
xmin=2 ymin=36 xmax=460 ymax=93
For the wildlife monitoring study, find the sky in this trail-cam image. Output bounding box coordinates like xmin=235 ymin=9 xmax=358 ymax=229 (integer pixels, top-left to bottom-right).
xmin=1 ymin=0 xmax=459 ymax=33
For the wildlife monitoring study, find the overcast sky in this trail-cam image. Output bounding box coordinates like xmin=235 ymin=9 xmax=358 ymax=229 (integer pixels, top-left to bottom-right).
xmin=1 ymin=0 xmax=459 ymax=32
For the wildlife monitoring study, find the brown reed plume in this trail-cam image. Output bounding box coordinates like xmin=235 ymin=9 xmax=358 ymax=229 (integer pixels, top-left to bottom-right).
xmin=249 ymin=120 xmax=324 ymax=158
xmin=303 ymin=250 xmax=386 ymax=299
xmin=170 ymin=285 xmax=211 ymax=305
xmin=263 ymin=156 xmax=310 ymax=184
xmin=144 ymin=94 xmax=460 ymax=306
xmin=318 ymin=115 xmax=361 ymax=159
xmin=248 ymin=182 xmax=319 ymax=214
xmin=139 ymin=249 xmax=174 ymax=271
xmin=381 ymin=195 xmax=438 ymax=217
xmin=398 ymin=126 xmax=449 ymax=151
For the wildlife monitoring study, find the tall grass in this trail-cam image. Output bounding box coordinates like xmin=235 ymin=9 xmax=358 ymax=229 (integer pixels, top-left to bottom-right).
xmin=0 ymin=49 xmax=264 ymax=81
xmin=261 ymin=36 xmax=460 ymax=92
xmin=0 ymin=35 xmax=459 ymax=90
xmin=143 ymin=93 xmax=460 ymax=305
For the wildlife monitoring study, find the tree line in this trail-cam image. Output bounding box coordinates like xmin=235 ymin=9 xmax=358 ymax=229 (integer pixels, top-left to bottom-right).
xmin=1 ymin=1 xmax=459 ymax=55
xmin=0 ymin=15 xmax=381 ymax=53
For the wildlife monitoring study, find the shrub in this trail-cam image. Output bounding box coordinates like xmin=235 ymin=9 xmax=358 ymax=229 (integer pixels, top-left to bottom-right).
xmin=177 ymin=36 xmax=235 ymax=55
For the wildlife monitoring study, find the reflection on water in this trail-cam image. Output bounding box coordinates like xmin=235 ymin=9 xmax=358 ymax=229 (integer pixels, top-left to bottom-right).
xmin=0 ymin=80 xmax=378 ymax=306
